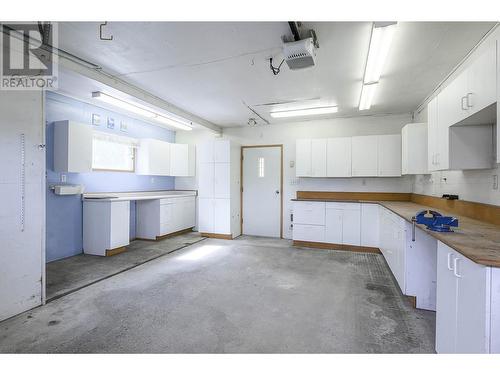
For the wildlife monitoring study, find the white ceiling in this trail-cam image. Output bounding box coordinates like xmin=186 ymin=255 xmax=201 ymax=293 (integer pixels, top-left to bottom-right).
xmin=56 ymin=22 xmax=496 ymax=128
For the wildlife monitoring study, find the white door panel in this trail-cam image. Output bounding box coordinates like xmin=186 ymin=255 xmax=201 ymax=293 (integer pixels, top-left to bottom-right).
xmin=198 ymin=163 xmax=214 ymax=198
xmin=0 ymin=91 xmax=44 ymax=321
xmin=325 ymin=208 xmax=343 ymax=244
xmin=214 ymin=199 xmax=231 ymax=234
xmin=295 ymin=139 xmax=311 ymax=177
xmin=311 ymin=139 xmax=327 ymax=177
xmin=327 ymin=137 xmax=352 ymax=177
xmin=242 ymin=147 xmax=281 ymax=237
xmin=352 ymin=136 xmax=378 ymax=176
xmin=198 ymin=198 xmax=214 ymax=233
xmin=342 ymin=209 xmax=361 ymax=246
xmin=214 ymin=163 xmax=230 ymax=199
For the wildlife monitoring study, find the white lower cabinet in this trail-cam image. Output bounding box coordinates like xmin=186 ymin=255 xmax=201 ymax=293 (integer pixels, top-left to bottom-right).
xmin=325 ymin=208 xmax=342 ymax=244
xmin=436 ymin=242 xmax=492 ymax=353
xmin=136 ymin=196 xmax=196 ymax=240
xmin=293 ymin=224 xmax=325 ymax=243
xmin=361 ymin=203 xmax=379 ymax=247
xmin=198 ymin=198 xmax=232 ymax=235
xmin=83 ymin=200 xmax=130 ymax=256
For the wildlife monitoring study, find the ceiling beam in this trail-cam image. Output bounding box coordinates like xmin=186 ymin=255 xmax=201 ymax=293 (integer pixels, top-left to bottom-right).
xmin=2 ymin=24 xmax=222 ymax=134
xmin=58 ymin=54 xmax=222 ymax=134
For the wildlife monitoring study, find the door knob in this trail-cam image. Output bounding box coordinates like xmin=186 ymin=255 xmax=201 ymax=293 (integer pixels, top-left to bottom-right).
xmin=275 ymin=190 xmax=280 ymax=194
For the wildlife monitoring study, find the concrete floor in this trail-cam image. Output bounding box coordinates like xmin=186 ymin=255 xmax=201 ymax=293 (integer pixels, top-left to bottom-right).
xmin=46 ymin=232 xmax=206 ymax=301
xmin=0 ymin=236 xmax=435 ymax=353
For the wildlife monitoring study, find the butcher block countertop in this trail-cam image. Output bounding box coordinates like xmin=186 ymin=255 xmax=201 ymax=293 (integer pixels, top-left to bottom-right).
xmin=292 ymin=198 xmax=500 ymax=268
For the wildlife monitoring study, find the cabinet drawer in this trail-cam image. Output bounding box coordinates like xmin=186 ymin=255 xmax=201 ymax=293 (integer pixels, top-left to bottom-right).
xmin=293 ymin=202 xmax=325 ymax=225
xmin=293 ymin=224 xmax=325 ymax=243
xmin=326 ymin=202 xmax=360 ymax=211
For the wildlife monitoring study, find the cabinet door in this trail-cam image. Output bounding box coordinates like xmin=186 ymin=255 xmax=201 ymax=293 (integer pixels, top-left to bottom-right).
xmin=467 ymin=43 xmax=496 ymax=115
xmin=361 ymin=204 xmax=379 ymax=247
xmin=109 ymin=201 xmax=130 ymax=249
xmin=197 ymin=141 xmax=214 ymax=163
xmin=436 ymin=243 xmax=458 ymax=353
xmin=401 ymin=126 xmax=408 ymax=175
xmin=296 ymin=139 xmax=312 ymax=177
xmin=455 ymin=253 xmax=491 ymax=353
xmin=325 ymin=208 xmax=343 ymax=244
xmin=67 ymin=121 xmax=93 ymax=173
xmin=198 ymin=163 xmax=214 ymax=198
xmin=214 ymin=140 xmax=230 ymax=163
xmin=438 ymin=71 xmax=469 ymax=128
xmin=327 ymin=137 xmax=352 ymax=177
xmin=498 ymin=40 xmax=500 ymax=164
xmin=293 ymin=201 xmax=325 ymax=225
xmin=377 ymin=135 xmax=401 ymax=176
xmin=214 ymin=198 xmax=231 ymax=234
xmin=293 ymin=224 xmax=325 ymax=242
xmin=198 ymin=198 xmax=214 ymax=233
xmin=311 ymin=139 xmax=327 ymax=177
xmin=427 ymin=97 xmax=439 ymax=171
xmin=351 ymin=136 xmax=378 ymax=177
xmin=169 ymin=143 xmax=189 ymax=176
xmin=214 ymin=162 xmax=230 ymax=199
xmin=342 ymin=208 xmax=361 ymax=246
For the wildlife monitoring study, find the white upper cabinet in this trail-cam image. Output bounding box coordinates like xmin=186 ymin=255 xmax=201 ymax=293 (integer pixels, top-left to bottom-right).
xmin=351 ymin=135 xmax=378 ymax=177
xmin=327 ymin=137 xmax=352 ymax=177
xmin=427 ymin=97 xmax=440 ymax=171
xmin=136 ymin=138 xmax=171 ymax=176
xmin=426 ymin=42 xmax=496 ymax=172
xmin=295 ymin=139 xmax=312 ymax=177
xmin=377 ymin=134 xmax=401 ymax=177
xmin=54 ymin=120 xmax=93 ymax=173
xmin=198 ymin=140 xmax=215 ymax=163
xmin=169 ymin=143 xmax=188 ymax=176
xmin=467 ymin=43 xmax=497 ymax=115
xmin=402 ymin=123 xmax=428 ymax=175
xmin=214 ymin=140 xmax=230 ymax=163
xmin=311 ymin=139 xmax=327 ymax=177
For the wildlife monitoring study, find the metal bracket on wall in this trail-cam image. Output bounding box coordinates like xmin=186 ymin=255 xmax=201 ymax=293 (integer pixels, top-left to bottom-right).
xmin=99 ymin=22 xmax=113 ymax=41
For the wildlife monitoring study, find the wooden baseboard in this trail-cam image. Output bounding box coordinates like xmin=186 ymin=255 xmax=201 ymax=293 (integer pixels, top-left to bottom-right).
xmin=105 ymin=246 xmax=127 ymax=256
xmin=293 ymin=240 xmax=381 ymax=254
xmin=407 ymin=295 xmax=417 ymax=309
xmin=200 ymin=232 xmax=233 ymax=240
xmin=136 ymin=227 xmax=195 ymax=242
xmin=156 ymin=227 xmax=194 ymax=240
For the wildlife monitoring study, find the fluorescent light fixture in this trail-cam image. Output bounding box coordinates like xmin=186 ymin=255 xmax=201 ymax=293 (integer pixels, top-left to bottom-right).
xmin=363 ymin=23 xmax=397 ymax=84
xmin=270 ymin=106 xmax=338 ymax=118
xmin=92 ymin=91 xmax=192 ymax=131
xmin=359 ymin=83 xmax=378 ymax=111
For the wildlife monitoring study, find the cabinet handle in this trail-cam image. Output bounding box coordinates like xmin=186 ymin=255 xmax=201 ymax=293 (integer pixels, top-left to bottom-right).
xmin=466 ymin=92 xmax=473 ymax=108
xmin=453 ymin=257 xmax=461 ymax=278
xmin=447 ymin=252 xmax=453 ymax=271
xmin=461 ymin=96 xmax=468 ymax=111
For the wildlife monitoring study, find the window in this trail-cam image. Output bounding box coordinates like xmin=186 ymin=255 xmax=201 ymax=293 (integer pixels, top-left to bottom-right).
xmin=92 ymin=132 xmax=138 ymax=172
xmin=258 ymin=157 xmax=265 ymax=178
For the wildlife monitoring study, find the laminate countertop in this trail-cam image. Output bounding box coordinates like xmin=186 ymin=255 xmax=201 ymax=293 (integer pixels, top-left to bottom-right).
xmin=292 ymin=198 xmax=500 ymax=268
xmin=83 ymin=190 xmax=197 ymax=202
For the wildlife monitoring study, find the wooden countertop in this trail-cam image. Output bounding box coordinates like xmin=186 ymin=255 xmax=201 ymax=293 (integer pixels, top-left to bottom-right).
xmin=292 ymin=198 xmax=500 ymax=268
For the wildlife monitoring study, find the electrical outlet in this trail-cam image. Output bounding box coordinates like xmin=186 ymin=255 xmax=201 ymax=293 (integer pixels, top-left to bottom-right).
xmin=493 ymin=175 xmax=498 ymax=190
xmin=362 ymin=179 xmax=366 ymax=186
xmin=60 ymin=174 xmax=66 ymax=183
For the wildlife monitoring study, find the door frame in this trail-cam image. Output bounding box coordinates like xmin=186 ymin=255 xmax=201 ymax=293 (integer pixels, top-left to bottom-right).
xmin=240 ymin=145 xmax=283 ymax=239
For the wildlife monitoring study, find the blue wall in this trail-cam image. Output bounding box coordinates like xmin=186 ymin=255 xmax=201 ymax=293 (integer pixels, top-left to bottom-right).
xmin=46 ymin=92 xmax=175 ymax=262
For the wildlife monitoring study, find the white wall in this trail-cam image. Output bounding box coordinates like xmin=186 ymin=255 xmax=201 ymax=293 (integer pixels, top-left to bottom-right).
xmin=411 ymin=25 xmax=500 ymax=206
xmin=0 ymin=90 xmax=45 ymax=321
xmin=177 ymin=113 xmax=413 ymax=239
